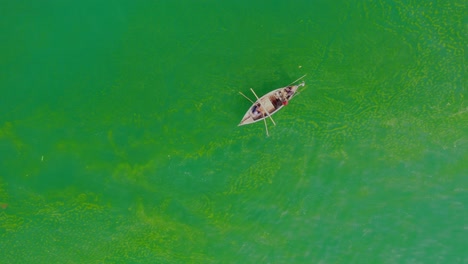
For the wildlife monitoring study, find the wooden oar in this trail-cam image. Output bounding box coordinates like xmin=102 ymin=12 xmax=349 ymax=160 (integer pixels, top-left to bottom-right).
xmin=238 ymin=92 xmax=254 ymax=104
xmin=263 ymin=119 xmax=270 ymax=137
xmin=287 ymin=74 xmax=307 ymax=86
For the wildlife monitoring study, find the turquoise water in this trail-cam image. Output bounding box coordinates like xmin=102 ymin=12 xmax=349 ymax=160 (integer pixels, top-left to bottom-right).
xmin=1 ymin=1 xmax=466 ymax=263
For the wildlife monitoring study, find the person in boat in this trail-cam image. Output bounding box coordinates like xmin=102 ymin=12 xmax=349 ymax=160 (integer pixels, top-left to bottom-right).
xmin=285 ymin=86 xmax=294 ymax=97
xmin=272 ymin=93 xmax=283 ymax=108
xmin=278 ymin=87 xmax=294 ymax=106
xmin=252 ymin=103 xmax=263 ymax=116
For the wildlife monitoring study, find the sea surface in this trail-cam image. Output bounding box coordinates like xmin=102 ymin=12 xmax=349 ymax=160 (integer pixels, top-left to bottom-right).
xmin=0 ymin=1 xmax=466 ymax=263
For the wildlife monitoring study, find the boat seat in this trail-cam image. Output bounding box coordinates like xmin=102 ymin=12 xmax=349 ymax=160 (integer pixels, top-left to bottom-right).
xmin=262 ymin=98 xmax=276 ymax=113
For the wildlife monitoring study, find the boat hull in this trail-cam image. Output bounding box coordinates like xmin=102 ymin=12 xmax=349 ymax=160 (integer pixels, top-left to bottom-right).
xmin=238 ymin=83 xmax=303 ymax=126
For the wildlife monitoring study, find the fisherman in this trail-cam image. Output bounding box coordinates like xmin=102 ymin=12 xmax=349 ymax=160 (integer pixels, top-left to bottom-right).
xmin=252 ymin=103 xmax=263 ymax=116
xmin=285 ymin=86 xmax=294 ymax=97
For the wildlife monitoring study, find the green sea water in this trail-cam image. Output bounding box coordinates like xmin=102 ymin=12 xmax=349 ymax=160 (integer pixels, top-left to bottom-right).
xmin=0 ymin=0 xmax=466 ymax=263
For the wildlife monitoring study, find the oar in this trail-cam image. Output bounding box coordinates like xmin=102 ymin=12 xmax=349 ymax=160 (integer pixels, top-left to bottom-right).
xmin=287 ymin=74 xmax=307 ymax=86
xmin=238 ymin=92 xmax=254 ymax=104
xmin=250 ymin=88 xmax=276 ymax=126
xmin=263 ymin=119 xmax=270 ymax=137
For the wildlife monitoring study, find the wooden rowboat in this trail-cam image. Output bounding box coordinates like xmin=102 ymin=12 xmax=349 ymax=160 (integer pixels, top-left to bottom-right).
xmin=238 ymin=75 xmax=306 ymax=136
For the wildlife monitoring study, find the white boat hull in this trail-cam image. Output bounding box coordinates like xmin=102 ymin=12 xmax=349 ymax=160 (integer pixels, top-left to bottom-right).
xmin=238 ymin=82 xmax=304 ymax=126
